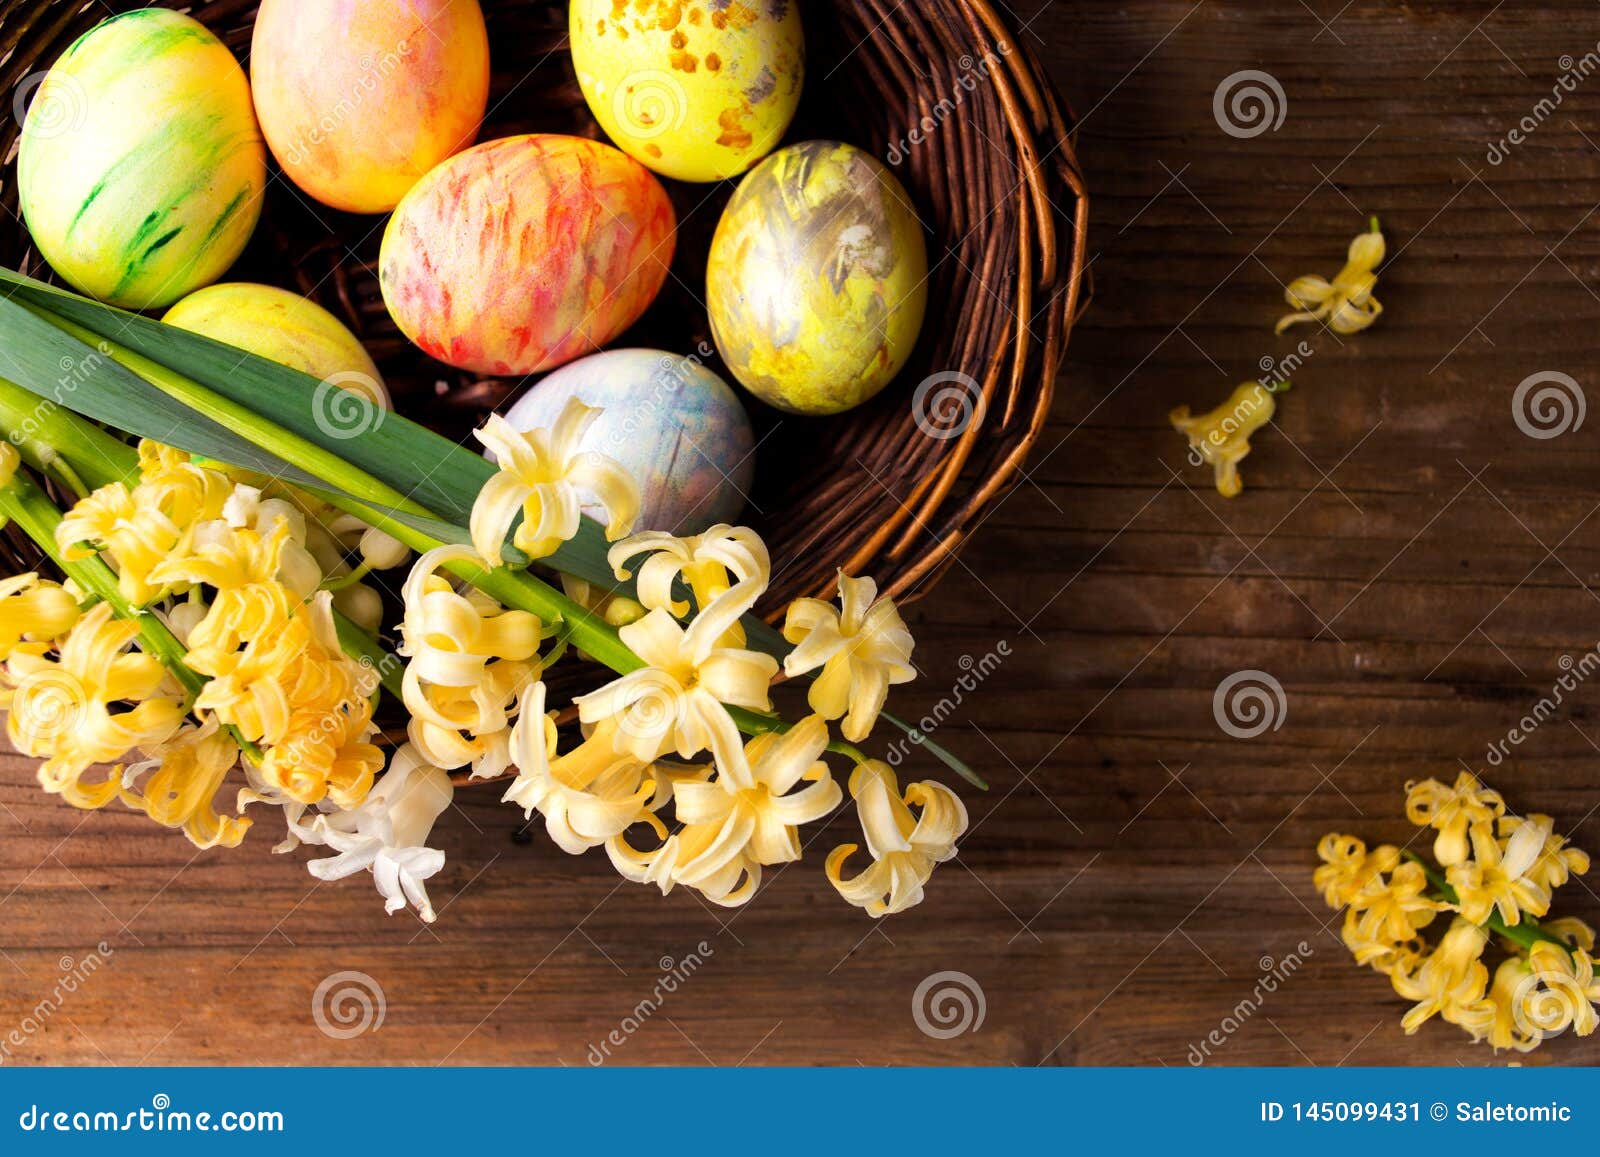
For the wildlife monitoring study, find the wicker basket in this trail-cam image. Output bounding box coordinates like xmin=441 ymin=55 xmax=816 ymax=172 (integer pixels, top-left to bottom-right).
xmin=0 ymin=0 xmax=1086 ymax=705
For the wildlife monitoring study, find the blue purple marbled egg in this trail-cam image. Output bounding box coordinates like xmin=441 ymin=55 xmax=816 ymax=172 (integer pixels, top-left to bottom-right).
xmin=500 ymin=348 xmax=755 ymax=534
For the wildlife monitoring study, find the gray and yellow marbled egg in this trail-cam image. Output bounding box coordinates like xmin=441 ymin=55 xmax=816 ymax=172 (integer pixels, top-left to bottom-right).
xmin=706 ymin=140 xmax=928 ymax=416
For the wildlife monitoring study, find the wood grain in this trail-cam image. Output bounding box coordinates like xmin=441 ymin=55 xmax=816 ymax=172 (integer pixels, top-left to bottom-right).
xmin=7 ymin=0 xmax=1600 ymax=1066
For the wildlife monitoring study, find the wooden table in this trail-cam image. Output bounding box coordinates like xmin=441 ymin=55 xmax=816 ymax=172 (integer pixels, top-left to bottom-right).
xmin=6 ymin=0 xmax=1600 ymax=1067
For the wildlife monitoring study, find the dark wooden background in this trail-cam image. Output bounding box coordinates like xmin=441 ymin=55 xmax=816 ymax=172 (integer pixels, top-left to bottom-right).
xmin=7 ymin=0 xmax=1600 ymax=1066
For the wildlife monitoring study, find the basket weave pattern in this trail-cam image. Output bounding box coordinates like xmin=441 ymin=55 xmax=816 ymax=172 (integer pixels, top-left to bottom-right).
xmin=0 ymin=0 xmax=1086 ymax=629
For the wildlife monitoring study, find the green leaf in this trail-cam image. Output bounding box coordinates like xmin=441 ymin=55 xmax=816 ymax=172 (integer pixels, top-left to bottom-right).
xmin=880 ymin=710 xmax=988 ymax=789
xmin=0 ymin=267 xmax=647 ymax=595
xmin=0 ymin=295 xmax=333 ymax=493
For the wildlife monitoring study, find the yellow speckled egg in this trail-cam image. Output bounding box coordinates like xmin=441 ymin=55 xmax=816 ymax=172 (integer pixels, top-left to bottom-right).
xmin=17 ymin=9 xmax=265 ymax=309
xmin=707 ymin=140 xmax=928 ymax=416
xmin=571 ymin=0 xmax=803 ymax=184
xmin=164 ymin=283 xmax=389 ymax=409
xmin=252 ymin=0 xmax=489 ymax=214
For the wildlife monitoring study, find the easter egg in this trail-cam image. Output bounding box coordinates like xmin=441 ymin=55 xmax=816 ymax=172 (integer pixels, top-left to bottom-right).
xmin=17 ymin=9 xmax=266 ymax=309
xmin=706 ymin=140 xmax=928 ymax=416
xmin=250 ymin=0 xmax=489 ymax=214
xmin=164 ymin=283 xmax=389 ymax=410
xmin=379 ymin=135 xmax=676 ymax=377
xmin=570 ymin=0 xmax=804 ymax=184
xmin=501 ymin=349 xmax=754 ymax=534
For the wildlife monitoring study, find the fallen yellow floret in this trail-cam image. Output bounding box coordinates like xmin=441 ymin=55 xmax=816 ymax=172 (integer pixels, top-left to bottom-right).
xmin=1170 ymin=381 xmax=1277 ymax=498
xmin=1275 ymin=217 xmax=1385 ymax=335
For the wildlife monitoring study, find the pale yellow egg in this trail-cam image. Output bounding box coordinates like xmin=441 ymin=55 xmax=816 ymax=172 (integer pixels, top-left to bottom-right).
xmin=164 ymin=283 xmax=389 ymax=410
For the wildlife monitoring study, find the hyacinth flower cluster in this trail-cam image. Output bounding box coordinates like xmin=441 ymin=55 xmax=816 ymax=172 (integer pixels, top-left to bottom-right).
xmin=1316 ymin=772 xmax=1597 ymax=1053
xmin=0 ymin=349 xmax=974 ymax=924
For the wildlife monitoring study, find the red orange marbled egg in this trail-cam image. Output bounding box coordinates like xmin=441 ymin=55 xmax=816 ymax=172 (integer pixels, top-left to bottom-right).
xmin=379 ymin=135 xmax=677 ymax=376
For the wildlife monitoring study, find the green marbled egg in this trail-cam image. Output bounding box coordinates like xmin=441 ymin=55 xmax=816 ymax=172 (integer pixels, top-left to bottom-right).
xmin=18 ymin=10 xmax=266 ymax=309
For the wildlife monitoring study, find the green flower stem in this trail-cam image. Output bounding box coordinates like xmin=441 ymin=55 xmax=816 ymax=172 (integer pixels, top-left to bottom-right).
xmin=316 ymin=490 xmax=644 ymax=671
xmin=0 ymin=467 xmax=199 ymax=694
xmin=0 ymin=394 xmax=405 ymax=705
xmin=314 ymin=491 xmax=882 ymax=759
xmin=1403 ymin=851 xmax=1574 ymax=959
xmin=0 ymin=466 xmax=263 ymax=763
xmin=332 ymin=614 xmax=405 ymax=702
xmin=33 ymin=315 xmax=431 ymax=519
xmin=8 ymin=334 xmax=980 ymax=785
xmin=0 ymin=376 xmax=137 ymax=492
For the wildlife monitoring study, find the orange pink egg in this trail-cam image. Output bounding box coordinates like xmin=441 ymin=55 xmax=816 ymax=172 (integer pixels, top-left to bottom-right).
xmin=250 ymin=0 xmax=489 ymax=214
xmin=378 ymin=134 xmax=677 ymax=377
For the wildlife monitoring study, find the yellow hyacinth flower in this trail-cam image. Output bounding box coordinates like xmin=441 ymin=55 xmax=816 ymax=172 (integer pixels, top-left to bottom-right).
xmin=1339 ymin=908 xmax=1425 ymax=976
xmin=1446 ymin=815 xmax=1552 ymax=927
xmin=1406 ymin=772 xmax=1506 ymax=867
xmin=575 ymin=586 xmax=778 ymax=785
xmin=1465 ymin=956 xmax=1543 ymax=1054
xmin=608 ymin=714 xmax=843 ymax=907
xmin=470 ymin=401 xmax=639 ymax=566
xmin=398 ymin=545 xmax=542 ymax=778
xmin=1347 ymin=860 xmax=1443 ymax=944
xmin=0 ymin=574 xmax=79 ymax=660
xmin=1275 ymin=219 xmax=1385 ymax=335
xmin=782 ymin=573 xmax=915 ymax=743
xmin=1499 ymin=813 xmax=1590 ymax=894
xmin=504 ymin=684 xmax=656 ymax=855
xmin=1541 ymin=916 xmax=1597 ymax=952
xmin=258 ymin=699 xmax=384 ymax=810
xmin=121 ymin=721 xmax=249 ymax=849
xmin=826 ymin=760 xmax=969 ymax=917
xmin=149 ymin=516 xmax=296 ymax=593
xmin=1390 ymin=917 xmax=1493 ymax=1034
xmin=185 ymin=584 xmax=312 ymax=742
xmin=1170 ymin=381 xmax=1276 ymax=499
xmin=5 ymin=601 xmax=184 ymax=793
xmin=609 ymin=524 xmax=771 ymax=619
xmin=1313 ymin=833 xmax=1400 ymax=908
xmin=57 ymin=443 xmax=231 ymax=606
xmin=1518 ymin=940 xmax=1600 ymax=1039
